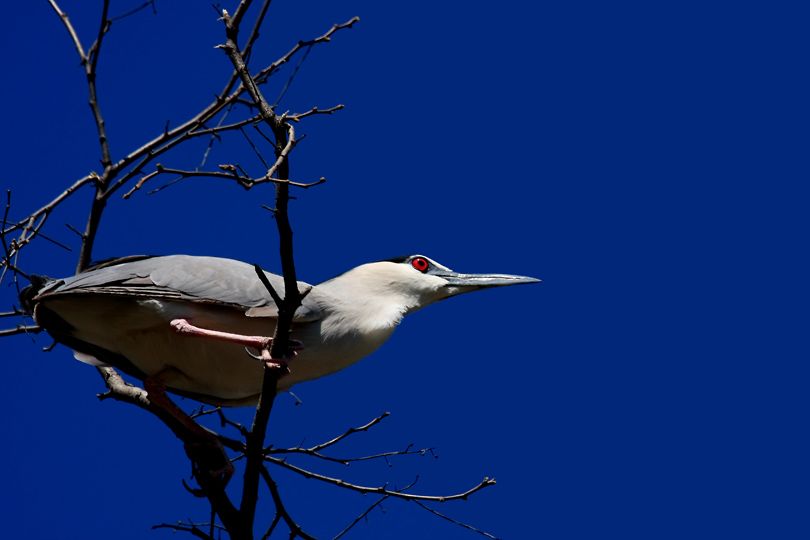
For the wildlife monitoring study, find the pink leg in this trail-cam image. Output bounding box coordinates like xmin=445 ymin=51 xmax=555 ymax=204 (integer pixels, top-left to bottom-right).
xmin=144 ymin=374 xmax=234 ymax=486
xmin=170 ymin=318 xmax=303 ymax=370
xmin=170 ymin=318 xmax=273 ymax=349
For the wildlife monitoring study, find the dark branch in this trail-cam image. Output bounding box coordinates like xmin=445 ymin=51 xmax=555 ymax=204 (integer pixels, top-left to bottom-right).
xmin=122 ymin=162 xmax=325 ymax=196
xmin=260 ymin=466 xmax=317 ymax=540
xmin=265 ymin=455 xmax=498 ymax=502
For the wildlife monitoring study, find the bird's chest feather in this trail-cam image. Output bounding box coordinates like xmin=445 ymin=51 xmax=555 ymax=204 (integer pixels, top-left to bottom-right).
xmin=44 ymin=296 xmax=400 ymax=401
xmin=280 ymin=310 xmax=398 ymax=389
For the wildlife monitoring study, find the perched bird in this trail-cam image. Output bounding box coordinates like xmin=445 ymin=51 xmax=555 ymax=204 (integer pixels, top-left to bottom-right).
xmin=21 ymin=254 xmax=540 ymax=406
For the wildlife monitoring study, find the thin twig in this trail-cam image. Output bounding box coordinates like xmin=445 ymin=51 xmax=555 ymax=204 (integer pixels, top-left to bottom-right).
xmin=333 ymin=477 xmax=419 ymax=539
xmin=240 ymin=0 xmax=272 ymax=64
xmin=267 ymin=443 xmax=432 ymax=466
xmin=47 ymin=0 xmax=87 ymax=61
xmin=308 ymin=412 xmax=389 ymax=452
xmin=412 ymin=500 xmax=503 ymax=540
xmin=253 ymin=17 xmax=360 ymax=85
xmin=2 ymin=175 xmax=95 ymax=238
xmin=332 ymin=496 xmax=389 ymax=540
xmin=287 ymin=104 xmax=345 ymax=123
xmin=272 ymin=44 xmax=312 ymax=107
xmin=109 ymin=0 xmax=156 ymax=22
xmin=265 ymin=455 xmax=497 ymax=502
xmin=265 ymin=412 xmax=432 ymax=465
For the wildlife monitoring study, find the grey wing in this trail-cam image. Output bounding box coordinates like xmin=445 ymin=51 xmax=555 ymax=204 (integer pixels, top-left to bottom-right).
xmin=39 ymin=255 xmax=322 ymax=322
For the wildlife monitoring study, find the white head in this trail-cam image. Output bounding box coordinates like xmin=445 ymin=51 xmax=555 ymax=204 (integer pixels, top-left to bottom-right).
xmin=319 ymin=254 xmax=540 ymax=322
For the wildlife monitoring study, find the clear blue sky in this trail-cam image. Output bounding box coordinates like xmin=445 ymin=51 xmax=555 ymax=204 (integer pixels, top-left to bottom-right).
xmin=2 ymin=1 xmax=808 ymax=539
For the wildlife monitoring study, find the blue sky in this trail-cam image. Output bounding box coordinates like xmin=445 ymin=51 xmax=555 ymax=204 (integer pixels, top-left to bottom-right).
xmin=1 ymin=1 xmax=808 ymax=539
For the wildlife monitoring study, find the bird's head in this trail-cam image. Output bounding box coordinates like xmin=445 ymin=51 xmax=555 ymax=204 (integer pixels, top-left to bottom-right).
xmin=324 ymin=255 xmax=540 ymax=318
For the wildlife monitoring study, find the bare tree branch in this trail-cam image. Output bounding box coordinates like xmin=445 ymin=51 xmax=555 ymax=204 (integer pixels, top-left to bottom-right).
xmin=265 ymin=455 xmax=497 ymax=503
xmin=215 ymin=6 xmax=320 ymax=534
xmin=2 ymin=15 xmax=353 ymax=277
xmin=0 ymin=325 xmax=42 ymax=337
xmin=123 ymin=161 xmax=325 ymax=196
xmin=303 ymin=412 xmax=390 ymax=452
xmin=253 ymin=17 xmax=360 ymax=86
xmin=263 ymin=412 xmax=435 ymax=465
xmin=47 ymin=0 xmax=112 ymax=271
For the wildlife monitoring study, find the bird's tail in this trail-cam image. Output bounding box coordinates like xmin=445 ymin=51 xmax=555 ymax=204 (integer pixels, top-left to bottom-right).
xmin=18 ymin=275 xmax=54 ymax=316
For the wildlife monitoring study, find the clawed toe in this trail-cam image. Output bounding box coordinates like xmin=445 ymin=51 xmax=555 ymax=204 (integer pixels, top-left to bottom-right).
xmin=246 ymin=339 xmax=304 ymax=374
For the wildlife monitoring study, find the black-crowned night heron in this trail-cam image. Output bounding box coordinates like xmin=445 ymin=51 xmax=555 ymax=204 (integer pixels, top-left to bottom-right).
xmin=22 ymin=254 xmax=539 ymax=405
xmin=21 ymin=253 xmax=538 ymax=483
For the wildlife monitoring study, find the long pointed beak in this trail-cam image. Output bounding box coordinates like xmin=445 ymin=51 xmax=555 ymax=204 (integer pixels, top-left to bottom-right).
xmin=433 ymin=270 xmax=541 ymax=292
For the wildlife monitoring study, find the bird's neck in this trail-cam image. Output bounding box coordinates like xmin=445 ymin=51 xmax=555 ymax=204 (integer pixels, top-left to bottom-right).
xmin=316 ymin=271 xmax=426 ymax=334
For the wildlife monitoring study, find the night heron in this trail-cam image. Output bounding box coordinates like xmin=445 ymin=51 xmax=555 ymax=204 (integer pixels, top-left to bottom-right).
xmin=22 ymin=253 xmax=539 ymax=406
xmin=21 ymin=253 xmax=539 ymax=483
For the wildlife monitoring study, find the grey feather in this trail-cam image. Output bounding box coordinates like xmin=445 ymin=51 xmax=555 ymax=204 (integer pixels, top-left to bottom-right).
xmin=38 ymin=255 xmax=322 ymax=321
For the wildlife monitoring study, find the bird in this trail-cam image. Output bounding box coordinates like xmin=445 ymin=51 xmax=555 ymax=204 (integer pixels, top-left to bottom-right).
xmin=20 ymin=253 xmax=539 ymax=485
xmin=21 ymin=254 xmax=539 ymax=407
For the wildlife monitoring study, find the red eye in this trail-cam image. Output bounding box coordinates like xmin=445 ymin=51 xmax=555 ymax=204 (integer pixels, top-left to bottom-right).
xmin=411 ymin=257 xmax=429 ymax=272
